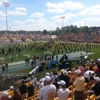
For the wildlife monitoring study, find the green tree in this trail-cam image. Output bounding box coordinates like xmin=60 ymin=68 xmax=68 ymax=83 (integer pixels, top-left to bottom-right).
xmin=43 ymin=29 xmax=48 ymax=34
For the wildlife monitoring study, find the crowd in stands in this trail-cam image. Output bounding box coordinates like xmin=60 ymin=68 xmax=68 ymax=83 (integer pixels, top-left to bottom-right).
xmin=58 ymin=33 xmax=100 ymax=43
xmin=0 ymin=33 xmax=100 ymax=44
xmin=0 ymin=58 xmax=100 ymax=100
xmin=92 ymin=34 xmax=100 ymax=43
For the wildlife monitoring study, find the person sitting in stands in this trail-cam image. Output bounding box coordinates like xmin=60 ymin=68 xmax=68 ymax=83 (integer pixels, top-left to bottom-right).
xmin=39 ymin=78 xmax=44 ymax=89
xmin=8 ymin=86 xmax=14 ymax=98
xmin=0 ymin=91 xmax=12 ymax=100
xmin=92 ymin=77 xmax=100 ymax=96
xmin=13 ymin=89 xmax=21 ymax=100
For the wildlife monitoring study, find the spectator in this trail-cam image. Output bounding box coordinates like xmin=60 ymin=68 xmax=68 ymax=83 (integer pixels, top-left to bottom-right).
xmin=80 ymin=64 xmax=86 ymax=76
xmin=59 ymin=70 xmax=65 ymax=81
xmin=68 ymin=71 xmax=74 ymax=86
xmin=57 ymin=80 xmax=70 ymax=100
xmin=19 ymin=80 xmax=27 ymax=100
xmin=39 ymin=78 xmax=44 ymax=89
xmin=31 ymin=76 xmax=37 ymax=86
xmin=37 ymin=76 xmax=56 ymax=100
xmin=53 ymin=78 xmax=59 ymax=90
xmin=13 ymin=89 xmax=21 ymax=100
xmin=0 ymin=91 xmax=12 ymax=100
xmin=84 ymin=70 xmax=94 ymax=83
xmin=8 ymin=86 xmax=14 ymax=98
xmin=45 ymin=72 xmax=50 ymax=76
xmin=92 ymin=77 xmax=100 ymax=96
xmin=50 ymin=72 xmax=55 ymax=83
xmin=63 ymin=71 xmax=70 ymax=88
xmin=73 ymin=69 xmax=85 ymax=100
xmin=27 ymin=82 xmax=34 ymax=97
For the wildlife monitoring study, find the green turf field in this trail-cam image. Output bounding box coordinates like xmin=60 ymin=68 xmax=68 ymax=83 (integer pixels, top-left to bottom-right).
xmin=0 ymin=41 xmax=100 ymax=77
xmin=0 ymin=42 xmax=99 ymax=62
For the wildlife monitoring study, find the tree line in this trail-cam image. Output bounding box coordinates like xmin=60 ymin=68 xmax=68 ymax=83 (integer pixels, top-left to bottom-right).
xmin=0 ymin=25 xmax=99 ymax=35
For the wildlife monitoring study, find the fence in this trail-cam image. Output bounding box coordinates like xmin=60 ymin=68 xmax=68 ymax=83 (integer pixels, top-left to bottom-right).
xmin=0 ymin=73 xmax=28 ymax=91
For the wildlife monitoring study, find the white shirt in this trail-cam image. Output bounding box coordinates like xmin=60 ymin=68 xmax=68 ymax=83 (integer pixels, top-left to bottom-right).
xmin=31 ymin=77 xmax=37 ymax=84
xmin=51 ymin=75 xmax=55 ymax=83
xmin=84 ymin=70 xmax=94 ymax=79
xmin=39 ymin=82 xmax=44 ymax=89
xmin=57 ymin=88 xmax=70 ymax=100
xmin=37 ymin=84 xmax=56 ymax=100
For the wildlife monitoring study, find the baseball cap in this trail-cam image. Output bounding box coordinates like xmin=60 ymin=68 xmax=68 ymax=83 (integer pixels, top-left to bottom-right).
xmin=46 ymin=72 xmax=50 ymax=76
xmin=44 ymin=76 xmax=51 ymax=81
xmin=94 ymin=77 xmax=100 ymax=82
xmin=68 ymin=71 xmax=72 ymax=74
xmin=75 ymin=69 xmax=81 ymax=74
xmin=10 ymin=86 xmax=14 ymax=90
xmin=58 ymin=80 xmax=66 ymax=85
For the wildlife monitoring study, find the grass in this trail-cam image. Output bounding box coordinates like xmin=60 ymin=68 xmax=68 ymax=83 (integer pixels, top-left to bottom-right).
xmin=0 ymin=42 xmax=100 ymax=91
xmin=0 ymin=42 xmax=100 ymax=77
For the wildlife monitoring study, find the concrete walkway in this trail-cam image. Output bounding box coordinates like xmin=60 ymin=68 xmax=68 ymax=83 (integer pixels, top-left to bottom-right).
xmin=0 ymin=51 xmax=94 ymax=74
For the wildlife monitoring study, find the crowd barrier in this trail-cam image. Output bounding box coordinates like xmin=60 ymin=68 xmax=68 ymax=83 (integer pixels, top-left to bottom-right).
xmin=29 ymin=66 xmax=39 ymax=75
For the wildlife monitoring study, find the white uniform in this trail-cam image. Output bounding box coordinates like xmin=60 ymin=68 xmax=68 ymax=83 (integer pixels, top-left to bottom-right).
xmin=57 ymin=88 xmax=70 ymax=100
xmin=37 ymin=84 xmax=56 ymax=100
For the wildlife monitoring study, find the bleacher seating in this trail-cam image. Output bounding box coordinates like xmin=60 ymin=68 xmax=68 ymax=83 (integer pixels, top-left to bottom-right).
xmin=1 ymin=57 xmax=100 ymax=100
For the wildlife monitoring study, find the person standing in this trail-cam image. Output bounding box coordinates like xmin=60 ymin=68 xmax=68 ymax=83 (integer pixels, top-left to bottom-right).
xmin=27 ymin=82 xmax=34 ymax=97
xmin=5 ymin=62 xmax=8 ymax=72
xmin=57 ymin=80 xmax=70 ymax=100
xmin=37 ymin=76 xmax=56 ymax=100
xmin=19 ymin=80 xmax=27 ymax=100
xmin=31 ymin=60 xmax=33 ymax=68
xmin=31 ymin=76 xmax=37 ymax=86
xmin=56 ymin=55 xmax=58 ymax=61
xmin=16 ymin=54 xmax=18 ymax=58
xmin=73 ymin=69 xmax=85 ymax=100
xmin=2 ymin=65 xmax=5 ymax=74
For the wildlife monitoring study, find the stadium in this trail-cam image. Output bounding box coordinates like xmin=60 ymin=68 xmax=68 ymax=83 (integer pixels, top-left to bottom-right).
xmin=0 ymin=0 xmax=100 ymax=100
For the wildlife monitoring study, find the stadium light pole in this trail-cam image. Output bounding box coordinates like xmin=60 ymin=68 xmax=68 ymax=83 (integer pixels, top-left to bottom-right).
xmin=61 ymin=16 xmax=65 ymax=28
xmin=2 ymin=1 xmax=9 ymax=34
xmin=61 ymin=16 xmax=65 ymax=33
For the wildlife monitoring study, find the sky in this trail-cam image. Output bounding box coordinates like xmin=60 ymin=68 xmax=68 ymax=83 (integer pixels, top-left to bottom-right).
xmin=0 ymin=0 xmax=100 ymax=31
